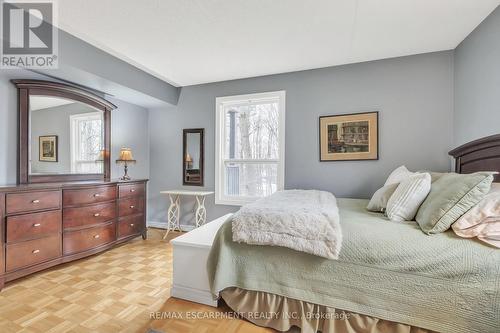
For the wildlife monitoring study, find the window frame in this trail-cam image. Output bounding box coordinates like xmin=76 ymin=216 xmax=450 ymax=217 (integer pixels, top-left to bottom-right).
xmin=215 ymin=91 xmax=286 ymax=206
xmin=70 ymin=111 xmax=104 ymax=174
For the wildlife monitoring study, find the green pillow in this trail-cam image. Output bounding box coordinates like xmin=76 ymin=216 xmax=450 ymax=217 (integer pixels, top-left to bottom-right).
xmin=415 ymin=172 xmax=495 ymax=234
xmin=417 ymin=170 xmax=447 ymax=183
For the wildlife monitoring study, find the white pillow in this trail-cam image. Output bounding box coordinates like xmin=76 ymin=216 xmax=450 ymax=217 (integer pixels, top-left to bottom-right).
xmin=367 ymin=166 xmax=415 ymax=212
xmin=386 ymin=173 xmax=431 ymax=222
xmin=384 ymin=165 xmax=414 ymax=185
xmin=366 ymin=183 xmax=398 ymax=212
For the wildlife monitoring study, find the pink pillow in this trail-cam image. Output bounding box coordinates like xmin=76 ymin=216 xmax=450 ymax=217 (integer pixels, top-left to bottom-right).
xmin=452 ymin=183 xmax=500 ymax=248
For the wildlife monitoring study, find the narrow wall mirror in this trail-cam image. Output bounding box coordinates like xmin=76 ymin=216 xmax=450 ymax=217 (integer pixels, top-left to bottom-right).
xmin=14 ymin=80 xmax=116 ymax=184
xmin=183 ymin=128 xmax=204 ymax=186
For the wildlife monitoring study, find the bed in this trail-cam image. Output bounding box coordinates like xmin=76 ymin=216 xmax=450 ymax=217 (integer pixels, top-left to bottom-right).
xmin=207 ymin=134 xmax=500 ymax=333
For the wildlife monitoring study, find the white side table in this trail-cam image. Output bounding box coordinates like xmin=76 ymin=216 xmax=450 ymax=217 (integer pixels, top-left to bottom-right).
xmin=160 ymin=190 xmax=214 ymax=239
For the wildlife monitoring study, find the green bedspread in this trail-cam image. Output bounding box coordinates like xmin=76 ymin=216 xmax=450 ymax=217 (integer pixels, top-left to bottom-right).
xmin=207 ymin=198 xmax=500 ymax=333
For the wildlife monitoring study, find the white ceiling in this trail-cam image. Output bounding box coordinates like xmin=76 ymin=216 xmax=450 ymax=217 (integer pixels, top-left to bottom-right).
xmin=55 ymin=0 xmax=499 ymax=87
xmin=30 ymin=96 xmax=75 ymax=111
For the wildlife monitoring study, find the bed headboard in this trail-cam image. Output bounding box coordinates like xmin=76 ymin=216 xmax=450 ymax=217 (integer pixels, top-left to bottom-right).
xmin=449 ymin=134 xmax=500 ymax=182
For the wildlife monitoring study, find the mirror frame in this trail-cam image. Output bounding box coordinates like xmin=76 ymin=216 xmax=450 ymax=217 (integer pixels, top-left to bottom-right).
xmin=183 ymin=128 xmax=204 ymax=187
xmin=13 ymin=79 xmax=116 ymax=184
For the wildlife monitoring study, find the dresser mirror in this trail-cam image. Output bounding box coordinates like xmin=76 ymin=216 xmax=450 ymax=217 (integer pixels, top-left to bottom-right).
xmin=183 ymin=128 xmax=204 ymax=186
xmin=14 ymin=80 xmax=116 ymax=184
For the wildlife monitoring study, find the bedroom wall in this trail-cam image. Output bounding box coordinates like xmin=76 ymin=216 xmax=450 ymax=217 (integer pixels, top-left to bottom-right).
xmin=148 ymin=51 xmax=454 ymax=227
xmin=0 ymin=70 xmax=150 ymax=184
xmin=454 ymin=6 xmax=500 ymax=146
xmin=107 ymin=96 xmax=150 ymax=180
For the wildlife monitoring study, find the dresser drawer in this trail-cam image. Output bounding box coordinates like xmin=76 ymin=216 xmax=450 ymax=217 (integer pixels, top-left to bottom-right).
xmin=7 ymin=210 xmax=61 ymax=243
xmin=64 ymin=202 xmax=116 ymax=229
xmin=118 ymin=215 xmax=144 ymax=239
xmin=6 ymin=234 xmax=61 ymax=272
xmin=119 ymin=197 xmax=144 ymax=217
xmin=119 ymin=183 xmax=145 ymax=198
xmin=63 ymin=186 xmax=116 ymax=206
xmin=63 ymin=223 xmax=116 ymax=255
xmin=6 ymin=190 xmax=61 ymax=215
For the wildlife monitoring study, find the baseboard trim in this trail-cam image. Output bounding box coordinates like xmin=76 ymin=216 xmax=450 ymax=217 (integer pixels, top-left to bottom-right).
xmin=171 ymin=285 xmax=218 ymax=307
xmin=147 ymin=221 xmax=195 ymax=232
xmin=147 ymin=221 xmax=167 ymax=228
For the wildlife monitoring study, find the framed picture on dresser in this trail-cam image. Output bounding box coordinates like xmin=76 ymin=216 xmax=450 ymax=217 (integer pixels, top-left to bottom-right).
xmin=319 ymin=111 xmax=378 ymax=161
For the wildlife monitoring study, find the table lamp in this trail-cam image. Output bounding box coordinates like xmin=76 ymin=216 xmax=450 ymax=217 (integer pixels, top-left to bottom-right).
xmin=116 ymin=148 xmax=136 ymax=180
xmin=95 ymin=149 xmax=109 ymax=162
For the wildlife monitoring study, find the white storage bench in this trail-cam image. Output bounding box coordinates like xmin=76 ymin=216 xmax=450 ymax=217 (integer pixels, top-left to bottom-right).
xmin=170 ymin=214 xmax=232 ymax=307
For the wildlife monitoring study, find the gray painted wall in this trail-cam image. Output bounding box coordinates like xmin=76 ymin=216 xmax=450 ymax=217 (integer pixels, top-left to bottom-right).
xmin=454 ymin=6 xmax=500 ymax=146
xmin=108 ymin=96 xmax=150 ymax=180
xmin=0 ymin=70 xmax=150 ymax=184
xmin=148 ymin=51 xmax=454 ymax=226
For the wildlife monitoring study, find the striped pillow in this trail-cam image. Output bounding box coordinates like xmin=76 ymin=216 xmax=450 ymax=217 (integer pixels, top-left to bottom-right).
xmin=386 ymin=173 xmax=431 ymax=222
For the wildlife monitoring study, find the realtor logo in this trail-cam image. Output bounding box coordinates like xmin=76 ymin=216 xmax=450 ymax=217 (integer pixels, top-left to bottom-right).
xmin=1 ymin=0 xmax=58 ymax=68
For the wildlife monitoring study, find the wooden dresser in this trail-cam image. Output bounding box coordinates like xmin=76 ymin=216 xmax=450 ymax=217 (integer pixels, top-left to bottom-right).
xmin=0 ymin=179 xmax=147 ymax=289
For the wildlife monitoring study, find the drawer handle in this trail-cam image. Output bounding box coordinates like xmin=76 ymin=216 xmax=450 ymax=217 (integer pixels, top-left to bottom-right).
xmin=94 ymin=213 xmax=101 ymax=217
xmin=130 ymin=189 xmax=136 ymax=193
xmin=32 ymin=249 xmax=40 ymax=254
xmin=93 ymin=194 xmax=101 ymax=198
xmin=94 ymin=234 xmax=100 ymax=239
xmin=130 ymin=223 xmax=134 ymax=227
xmin=33 ymin=223 xmax=41 ymax=227
xmin=32 ymin=199 xmax=40 ymax=204
xmin=130 ymin=205 xmax=135 ymax=209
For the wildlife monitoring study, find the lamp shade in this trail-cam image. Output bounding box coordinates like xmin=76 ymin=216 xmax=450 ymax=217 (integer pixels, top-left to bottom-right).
xmin=95 ymin=149 xmax=108 ymax=162
xmin=185 ymin=153 xmax=192 ymax=163
xmin=116 ymin=148 xmax=136 ymax=162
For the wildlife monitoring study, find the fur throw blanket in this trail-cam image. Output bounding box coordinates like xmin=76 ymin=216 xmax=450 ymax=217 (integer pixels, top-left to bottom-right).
xmin=231 ymin=190 xmax=342 ymax=259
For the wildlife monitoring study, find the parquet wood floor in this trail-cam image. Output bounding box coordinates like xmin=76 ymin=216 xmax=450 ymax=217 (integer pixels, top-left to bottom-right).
xmin=0 ymin=229 xmax=275 ymax=333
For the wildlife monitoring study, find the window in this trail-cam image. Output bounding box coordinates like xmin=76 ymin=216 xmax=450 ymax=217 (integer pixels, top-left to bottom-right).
xmin=70 ymin=112 xmax=103 ymax=174
xmin=215 ymin=91 xmax=285 ymax=205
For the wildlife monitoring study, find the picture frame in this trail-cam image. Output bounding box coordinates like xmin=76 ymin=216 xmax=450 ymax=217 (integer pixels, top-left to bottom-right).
xmin=39 ymin=135 xmax=58 ymax=162
xmin=319 ymin=111 xmax=378 ymax=161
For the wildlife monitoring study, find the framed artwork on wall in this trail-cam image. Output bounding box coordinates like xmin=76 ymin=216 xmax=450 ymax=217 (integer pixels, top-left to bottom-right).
xmin=39 ymin=135 xmax=58 ymax=162
xmin=319 ymin=111 xmax=378 ymax=161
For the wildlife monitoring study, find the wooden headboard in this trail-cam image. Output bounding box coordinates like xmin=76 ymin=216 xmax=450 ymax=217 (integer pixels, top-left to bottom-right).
xmin=449 ymin=134 xmax=500 ymax=182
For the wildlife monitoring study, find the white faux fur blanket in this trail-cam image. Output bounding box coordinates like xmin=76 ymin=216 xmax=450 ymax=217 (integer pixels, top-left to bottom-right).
xmin=231 ymin=190 xmax=342 ymax=259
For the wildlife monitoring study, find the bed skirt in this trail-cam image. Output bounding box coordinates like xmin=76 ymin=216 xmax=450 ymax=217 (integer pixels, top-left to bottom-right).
xmin=221 ymin=287 xmax=434 ymax=333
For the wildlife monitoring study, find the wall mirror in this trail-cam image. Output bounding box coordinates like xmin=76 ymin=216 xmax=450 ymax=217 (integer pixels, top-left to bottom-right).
xmin=183 ymin=128 xmax=204 ymax=186
xmin=14 ymin=80 xmax=116 ymax=184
